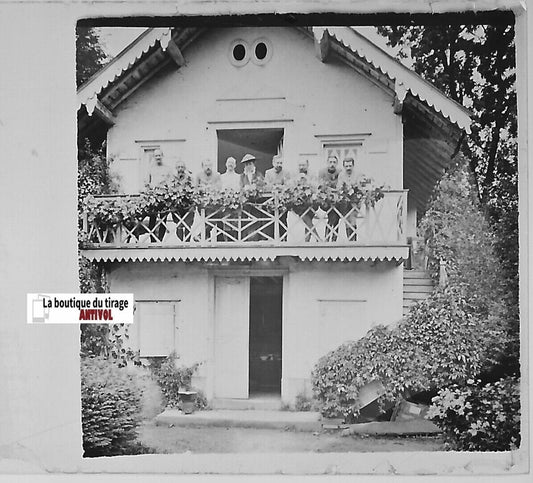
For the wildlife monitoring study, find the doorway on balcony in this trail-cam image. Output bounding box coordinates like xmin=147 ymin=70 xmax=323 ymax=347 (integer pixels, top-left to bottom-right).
xmin=217 ymin=128 xmax=284 ymax=176
xmin=249 ymin=276 xmax=283 ymax=396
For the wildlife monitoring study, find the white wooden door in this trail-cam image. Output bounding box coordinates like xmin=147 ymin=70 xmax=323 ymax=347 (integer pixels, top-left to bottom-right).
xmin=214 ymin=277 xmax=250 ymax=398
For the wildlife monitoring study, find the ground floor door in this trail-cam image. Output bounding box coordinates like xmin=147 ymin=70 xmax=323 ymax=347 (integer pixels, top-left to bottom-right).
xmin=213 ymin=275 xmax=283 ymax=399
xmin=214 ymin=276 xmax=250 ymax=398
xmin=249 ymin=277 xmax=283 ymax=395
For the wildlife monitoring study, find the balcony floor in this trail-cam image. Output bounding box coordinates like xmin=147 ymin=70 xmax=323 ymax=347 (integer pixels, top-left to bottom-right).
xmin=81 ymin=244 xmax=409 ymax=263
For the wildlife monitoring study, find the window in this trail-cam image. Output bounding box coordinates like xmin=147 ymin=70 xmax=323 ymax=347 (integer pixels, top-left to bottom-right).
xmin=251 ymin=38 xmax=272 ymax=65
xmin=229 ymin=39 xmax=250 ymax=66
xmin=233 ymin=43 xmax=246 ymax=61
xmin=135 ymin=301 xmax=179 ymax=357
xmin=324 ymin=143 xmax=362 ymax=165
xmin=255 ymin=42 xmax=267 ymax=60
xmin=316 ymin=134 xmax=369 ymax=166
xmin=229 ymin=38 xmax=272 ymax=67
xmin=141 ymin=145 xmax=160 ymax=187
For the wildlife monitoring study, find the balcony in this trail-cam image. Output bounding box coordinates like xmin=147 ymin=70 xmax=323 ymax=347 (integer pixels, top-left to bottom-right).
xmin=80 ymin=190 xmax=409 ymax=263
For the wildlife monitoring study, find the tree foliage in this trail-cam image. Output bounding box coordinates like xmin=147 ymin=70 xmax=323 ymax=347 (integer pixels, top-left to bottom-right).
xmin=377 ymin=24 xmax=516 ymax=202
xmin=76 ymin=27 xmax=107 ymax=87
xmin=419 ymin=159 xmax=518 ymax=375
xmin=377 ymin=23 xmax=519 ymax=339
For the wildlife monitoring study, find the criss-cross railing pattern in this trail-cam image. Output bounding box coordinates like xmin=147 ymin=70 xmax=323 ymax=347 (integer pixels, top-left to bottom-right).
xmin=82 ymin=190 xmax=407 ymax=247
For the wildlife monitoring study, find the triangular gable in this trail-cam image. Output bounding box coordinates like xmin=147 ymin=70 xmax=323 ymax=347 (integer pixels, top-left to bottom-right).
xmin=78 ymin=28 xmax=173 ymax=114
xmin=318 ymin=27 xmax=472 ymax=133
xmin=77 ymin=25 xmax=473 ymax=212
xmin=78 ymin=26 xmax=472 ymax=135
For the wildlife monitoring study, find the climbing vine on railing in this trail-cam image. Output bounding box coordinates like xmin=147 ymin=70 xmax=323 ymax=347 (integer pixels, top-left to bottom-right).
xmin=82 ymin=178 xmax=386 ymax=231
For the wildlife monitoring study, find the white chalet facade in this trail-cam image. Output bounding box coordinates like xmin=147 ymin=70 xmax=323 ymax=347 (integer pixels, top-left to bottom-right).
xmin=78 ymin=26 xmax=471 ymax=404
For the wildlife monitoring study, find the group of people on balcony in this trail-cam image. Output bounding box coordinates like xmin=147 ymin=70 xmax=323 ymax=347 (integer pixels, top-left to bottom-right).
xmin=149 ymin=148 xmax=364 ymax=190
xmin=145 ymin=148 xmax=367 ymax=243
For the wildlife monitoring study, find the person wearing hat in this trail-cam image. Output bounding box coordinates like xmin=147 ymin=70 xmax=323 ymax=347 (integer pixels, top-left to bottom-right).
xmin=239 ymin=153 xmax=264 ymax=189
xmin=239 ymin=153 xmax=264 ymax=241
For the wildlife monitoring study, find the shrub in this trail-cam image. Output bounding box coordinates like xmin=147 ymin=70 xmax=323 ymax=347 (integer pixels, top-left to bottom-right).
xmin=148 ymin=353 xmax=205 ymax=409
xmin=312 ymin=159 xmax=516 ymax=423
xmin=312 ymin=287 xmax=505 ymax=422
xmin=427 ymin=376 xmax=520 ymax=451
xmin=419 ymin=158 xmax=517 ymax=375
xmin=81 ymin=356 xmax=144 ymax=457
xmin=294 ymin=393 xmax=317 ymax=412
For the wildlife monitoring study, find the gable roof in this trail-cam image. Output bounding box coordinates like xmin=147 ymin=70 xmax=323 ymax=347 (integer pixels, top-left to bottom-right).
xmin=77 ymin=25 xmax=473 ymax=212
xmin=78 ymin=28 xmax=173 ymax=114
xmin=318 ymin=27 xmax=471 ymax=133
xmin=78 ymin=26 xmax=471 ymax=133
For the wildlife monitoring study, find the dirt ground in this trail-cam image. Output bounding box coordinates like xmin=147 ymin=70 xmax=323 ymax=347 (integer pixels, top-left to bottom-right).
xmin=138 ymin=421 xmax=444 ymax=453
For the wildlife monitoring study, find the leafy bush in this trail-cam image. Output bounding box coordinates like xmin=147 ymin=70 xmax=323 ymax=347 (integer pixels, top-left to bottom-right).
xmin=81 ymin=174 xmax=385 ymax=232
xmin=419 ymin=158 xmax=517 ymax=375
xmin=81 ymin=356 xmax=145 ymax=457
xmin=148 ymin=353 xmax=205 ymax=409
xmin=294 ymin=393 xmax=317 ymax=412
xmin=427 ymin=376 xmax=520 ymax=451
xmin=312 ymin=159 xmax=516 ymax=426
xmin=312 ymin=287 xmax=502 ymax=421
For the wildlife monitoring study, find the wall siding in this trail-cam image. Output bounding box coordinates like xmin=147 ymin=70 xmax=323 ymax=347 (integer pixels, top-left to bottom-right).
xmin=108 ymin=260 xmax=401 ymax=402
xmin=107 ymin=27 xmax=402 ymax=192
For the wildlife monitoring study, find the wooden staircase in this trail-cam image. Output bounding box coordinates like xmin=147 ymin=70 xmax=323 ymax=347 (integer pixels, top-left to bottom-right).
xmin=403 ymin=269 xmax=434 ymax=316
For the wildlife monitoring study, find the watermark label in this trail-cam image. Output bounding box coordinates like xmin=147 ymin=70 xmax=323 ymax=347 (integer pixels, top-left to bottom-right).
xmin=27 ymin=293 xmax=134 ymax=324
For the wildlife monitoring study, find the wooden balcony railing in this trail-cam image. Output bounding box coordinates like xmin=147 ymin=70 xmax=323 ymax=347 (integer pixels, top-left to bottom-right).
xmin=81 ymin=190 xmax=407 ymax=248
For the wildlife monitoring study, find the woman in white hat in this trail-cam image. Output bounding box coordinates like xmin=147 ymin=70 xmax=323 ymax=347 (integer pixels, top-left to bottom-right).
xmin=239 ymin=154 xmax=265 ymax=241
xmin=239 ymin=153 xmax=264 ymax=189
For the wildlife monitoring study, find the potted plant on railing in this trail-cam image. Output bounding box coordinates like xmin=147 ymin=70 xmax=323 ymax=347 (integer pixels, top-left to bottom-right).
xmin=134 ymin=178 xmax=194 ymax=242
xmin=84 ymin=195 xmax=127 ymax=243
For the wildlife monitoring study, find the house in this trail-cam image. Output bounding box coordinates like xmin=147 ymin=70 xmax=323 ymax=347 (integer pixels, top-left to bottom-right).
xmin=78 ymin=26 xmax=471 ymax=405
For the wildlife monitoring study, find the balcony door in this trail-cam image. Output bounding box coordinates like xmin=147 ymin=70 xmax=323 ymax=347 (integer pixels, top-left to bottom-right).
xmin=216 ymin=128 xmax=284 ymax=176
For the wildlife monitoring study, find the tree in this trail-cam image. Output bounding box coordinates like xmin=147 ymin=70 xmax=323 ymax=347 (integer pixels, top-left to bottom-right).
xmin=377 ymin=23 xmax=519 ymax=328
xmin=76 ymin=27 xmax=108 ymax=87
xmin=377 ymin=24 xmax=516 ymax=204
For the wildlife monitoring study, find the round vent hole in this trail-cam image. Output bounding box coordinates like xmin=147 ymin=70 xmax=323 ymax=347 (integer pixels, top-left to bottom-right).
xmin=255 ymin=42 xmax=268 ymax=60
xmin=233 ymin=44 xmax=246 ymax=61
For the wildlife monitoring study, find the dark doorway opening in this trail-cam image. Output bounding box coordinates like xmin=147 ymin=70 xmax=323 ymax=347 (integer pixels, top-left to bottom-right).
xmin=249 ymin=276 xmax=283 ymax=395
xmin=217 ymin=128 xmax=284 ymax=176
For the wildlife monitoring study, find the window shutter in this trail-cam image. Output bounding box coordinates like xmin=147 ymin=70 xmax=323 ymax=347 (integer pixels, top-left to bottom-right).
xmin=136 ymin=301 xmax=177 ymax=357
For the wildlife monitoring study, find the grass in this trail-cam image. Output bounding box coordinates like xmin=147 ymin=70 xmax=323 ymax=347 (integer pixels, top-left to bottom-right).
xmin=137 ymin=421 xmax=444 ymax=454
